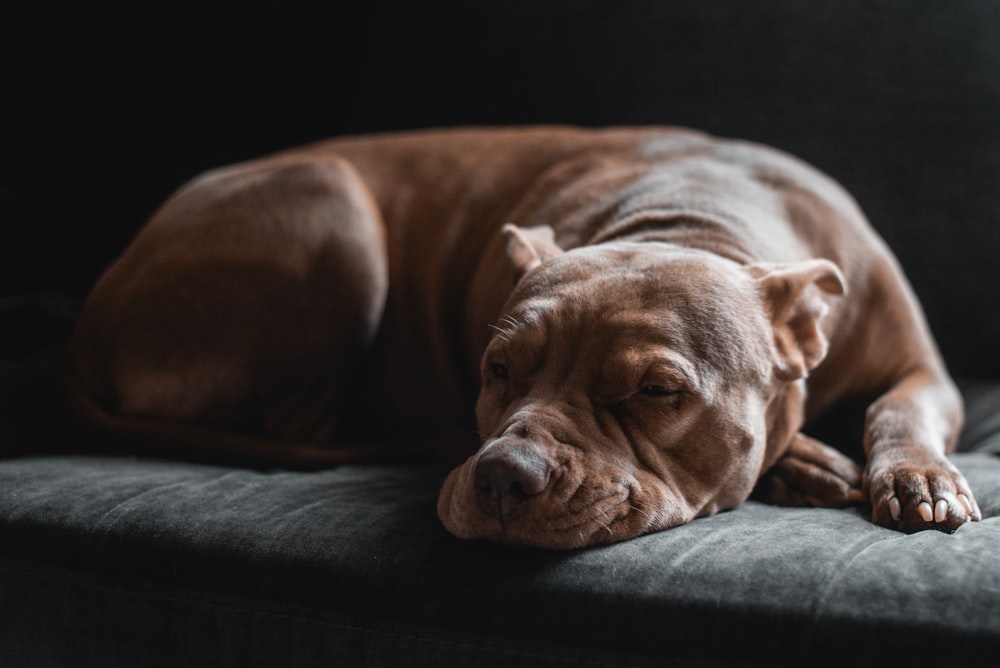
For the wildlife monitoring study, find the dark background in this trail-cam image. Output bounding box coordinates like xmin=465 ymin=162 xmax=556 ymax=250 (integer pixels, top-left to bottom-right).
xmin=4 ymin=0 xmax=999 ymax=376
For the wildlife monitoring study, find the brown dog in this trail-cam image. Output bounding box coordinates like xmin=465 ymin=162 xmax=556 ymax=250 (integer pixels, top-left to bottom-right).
xmin=64 ymin=126 xmax=981 ymax=549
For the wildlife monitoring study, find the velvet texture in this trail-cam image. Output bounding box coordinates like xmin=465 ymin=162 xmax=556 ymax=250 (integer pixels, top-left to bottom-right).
xmin=1 ymin=414 xmax=998 ymax=666
xmin=1 ymin=342 xmax=999 ymax=666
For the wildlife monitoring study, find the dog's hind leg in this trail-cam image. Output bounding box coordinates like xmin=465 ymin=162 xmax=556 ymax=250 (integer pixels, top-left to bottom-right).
xmin=66 ymin=156 xmax=390 ymax=465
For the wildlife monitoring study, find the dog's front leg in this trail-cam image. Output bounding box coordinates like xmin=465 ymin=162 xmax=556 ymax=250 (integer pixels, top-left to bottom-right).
xmin=755 ymin=433 xmax=864 ymax=508
xmin=863 ymin=368 xmax=981 ymax=532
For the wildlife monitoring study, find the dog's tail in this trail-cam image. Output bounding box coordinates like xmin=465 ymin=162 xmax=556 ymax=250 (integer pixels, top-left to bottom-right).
xmin=53 ymin=363 xmax=425 ymax=471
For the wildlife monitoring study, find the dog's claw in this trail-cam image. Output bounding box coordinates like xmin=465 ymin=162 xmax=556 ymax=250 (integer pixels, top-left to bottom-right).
xmin=889 ymin=496 xmax=902 ymax=521
xmin=958 ymin=493 xmax=974 ymax=516
xmin=934 ymin=499 xmax=949 ymax=523
xmin=917 ymin=501 xmax=934 ymax=523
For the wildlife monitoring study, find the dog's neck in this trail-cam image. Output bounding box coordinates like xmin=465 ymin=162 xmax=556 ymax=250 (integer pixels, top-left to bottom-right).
xmin=583 ymin=209 xmax=759 ymax=266
xmin=761 ymin=378 xmax=809 ymax=473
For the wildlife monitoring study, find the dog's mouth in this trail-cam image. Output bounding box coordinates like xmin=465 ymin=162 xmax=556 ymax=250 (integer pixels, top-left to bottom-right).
xmin=437 ymin=447 xmax=681 ymax=549
xmin=466 ymin=483 xmax=639 ymax=549
xmin=550 ymin=487 xmax=634 ymax=540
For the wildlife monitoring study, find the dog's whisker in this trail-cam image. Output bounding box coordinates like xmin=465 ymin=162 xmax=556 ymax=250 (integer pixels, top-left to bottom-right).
xmin=592 ymin=505 xmax=616 ymax=536
xmin=628 ymin=504 xmax=652 ymax=520
xmin=487 ymin=323 xmax=513 ymax=343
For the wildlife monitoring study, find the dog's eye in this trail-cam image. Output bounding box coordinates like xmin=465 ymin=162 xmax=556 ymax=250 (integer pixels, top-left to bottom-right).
xmin=489 ymin=362 xmax=509 ymax=381
xmin=639 ymin=384 xmax=677 ymax=397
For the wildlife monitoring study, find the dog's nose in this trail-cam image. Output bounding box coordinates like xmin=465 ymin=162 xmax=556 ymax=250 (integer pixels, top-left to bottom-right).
xmin=474 ymin=442 xmax=552 ymax=517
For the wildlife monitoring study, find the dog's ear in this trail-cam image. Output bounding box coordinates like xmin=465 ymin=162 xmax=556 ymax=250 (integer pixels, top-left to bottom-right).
xmin=502 ymin=224 xmax=564 ymax=281
xmin=746 ymin=259 xmax=847 ymax=381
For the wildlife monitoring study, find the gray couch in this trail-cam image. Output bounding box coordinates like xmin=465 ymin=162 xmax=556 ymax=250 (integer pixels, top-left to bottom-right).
xmin=3 ymin=1 xmax=999 ymax=665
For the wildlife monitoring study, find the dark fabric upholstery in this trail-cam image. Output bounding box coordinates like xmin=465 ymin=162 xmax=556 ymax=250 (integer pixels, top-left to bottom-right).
xmin=3 ymin=1 xmax=1000 ymax=666
xmin=2 ymin=452 xmax=999 ymax=666
xmin=1 ymin=445 xmax=999 ymax=667
xmin=0 ymin=343 xmax=999 ymax=666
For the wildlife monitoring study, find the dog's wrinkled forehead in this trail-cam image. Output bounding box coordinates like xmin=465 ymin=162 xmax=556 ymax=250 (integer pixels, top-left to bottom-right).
xmin=497 ymin=243 xmax=772 ymax=379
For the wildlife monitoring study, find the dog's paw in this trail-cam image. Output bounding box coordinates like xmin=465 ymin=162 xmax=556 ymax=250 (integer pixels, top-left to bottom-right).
xmin=756 ymin=433 xmax=865 ymax=508
xmin=864 ymin=443 xmax=981 ymax=533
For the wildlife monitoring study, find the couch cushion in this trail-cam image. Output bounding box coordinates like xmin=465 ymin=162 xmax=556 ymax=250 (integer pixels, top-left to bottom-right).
xmin=2 ymin=386 xmax=999 ymax=667
xmin=961 ymin=381 xmax=1000 ymax=455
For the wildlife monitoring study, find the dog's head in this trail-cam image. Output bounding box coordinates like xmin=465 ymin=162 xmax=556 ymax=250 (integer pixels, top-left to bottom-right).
xmin=438 ymin=224 xmax=845 ymax=548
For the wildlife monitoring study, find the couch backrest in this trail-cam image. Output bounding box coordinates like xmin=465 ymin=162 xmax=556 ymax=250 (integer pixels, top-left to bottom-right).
xmin=6 ymin=0 xmax=999 ymax=376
